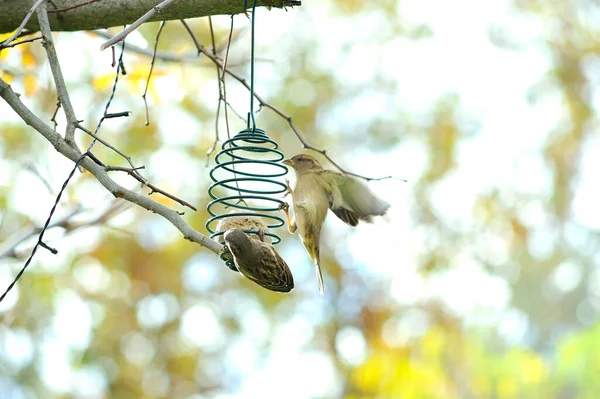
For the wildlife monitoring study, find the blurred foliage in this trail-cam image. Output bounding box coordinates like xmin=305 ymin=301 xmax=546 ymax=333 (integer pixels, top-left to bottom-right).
xmin=2 ymin=0 xmax=600 ymax=398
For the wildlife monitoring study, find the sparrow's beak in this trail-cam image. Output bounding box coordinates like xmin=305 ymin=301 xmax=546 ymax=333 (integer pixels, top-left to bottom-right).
xmin=282 ymin=159 xmax=293 ymax=166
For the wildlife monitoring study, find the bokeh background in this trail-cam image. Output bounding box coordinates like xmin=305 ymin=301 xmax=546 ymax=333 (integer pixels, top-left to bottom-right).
xmin=2 ymin=0 xmax=600 ymax=398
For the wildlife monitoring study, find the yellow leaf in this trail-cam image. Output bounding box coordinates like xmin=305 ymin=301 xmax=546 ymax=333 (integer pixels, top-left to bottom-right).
xmin=24 ymin=74 xmax=37 ymax=96
xmin=0 ymin=46 xmax=15 ymax=61
xmin=92 ymin=73 xmax=116 ymax=91
xmin=22 ymin=48 xmax=36 ymax=68
xmin=0 ymin=30 xmax=17 ymax=42
xmin=0 ymin=70 xmax=13 ymax=84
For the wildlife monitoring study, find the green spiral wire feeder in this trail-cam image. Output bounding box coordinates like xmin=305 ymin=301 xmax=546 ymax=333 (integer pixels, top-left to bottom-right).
xmin=205 ymin=0 xmax=288 ymax=270
xmin=205 ymin=130 xmax=289 ymax=270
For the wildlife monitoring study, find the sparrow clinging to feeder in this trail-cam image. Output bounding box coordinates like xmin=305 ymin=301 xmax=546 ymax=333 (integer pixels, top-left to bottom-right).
xmin=223 ymin=228 xmax=294 ymax=293
xmin=281 ymin=154 xmax=390 ymax=294
xmin=215 ymin=209 xmax=272 ymax=268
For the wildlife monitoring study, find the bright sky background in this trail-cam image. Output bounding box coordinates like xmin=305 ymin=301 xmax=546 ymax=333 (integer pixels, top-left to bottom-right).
xmin=1 ymin=0 xmax=596 ymax=397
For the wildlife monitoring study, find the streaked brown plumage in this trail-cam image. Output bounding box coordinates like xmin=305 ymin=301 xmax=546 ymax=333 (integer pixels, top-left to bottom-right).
xmin=223 ymin=228 xmax=294 ymax=293
xmin=215 ymin=210 xmax=272 ymax=267
xmin=282 ymin=154 xmax=390 ymax=294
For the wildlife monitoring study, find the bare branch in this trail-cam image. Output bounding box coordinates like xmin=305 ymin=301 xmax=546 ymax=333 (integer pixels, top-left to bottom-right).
xmin=77 ymin=123 xmax=197 ymax=211
xmin=105 ymin=165 xmax=198 ymax=211
xmin=143 ymin=21 xmax=166 ymax=126
xmin=0 ymin=0 xmax=44 ymax=48
xmin=50 ymin=100 xmax=61 ymax=130
xmin=100 ymin=0 xmax=176 ymax=51
xmin=93 ymin=29 xmax=204 ymax=63
xmin=76 ymin=123 xmax=138 ymax=170
xmin=219 ymin=17 xmax=235 ymax=140
xmin=0 ymin=34 xmax=43 ymax=49
xmin=178 ymin=27 xmax=393 ymax=181
xmin=0 ymin=0 xmax=301 ymax=34
xmin=0 ymin=77 xmax=223 ymax=254
xmin=0 ymin=202 xmax=123 ymax=260
xmin=47 ymin=0 xmax=103 ymax=14
xmin=92 ymin=30 xmax=270 ymax=68
xmin=36 ymin=2 xmax=78 ymax=147
xmin=25 ymin=163 xmax=54 ymax=194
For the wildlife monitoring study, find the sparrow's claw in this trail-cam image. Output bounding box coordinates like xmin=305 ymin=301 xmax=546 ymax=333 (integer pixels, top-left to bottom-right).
xmin=279 ymin=202 xmax=289 ymax=212
xmin=282 ymin=179 xmax=293 ymax=197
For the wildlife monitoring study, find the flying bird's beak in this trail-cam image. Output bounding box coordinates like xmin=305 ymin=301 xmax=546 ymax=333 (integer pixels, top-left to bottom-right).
xmin=282 ymin=159 xmax=293 ymax=166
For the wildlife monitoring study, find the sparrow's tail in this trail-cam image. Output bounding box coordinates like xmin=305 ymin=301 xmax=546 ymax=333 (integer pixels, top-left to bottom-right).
xmin=314 ymin=259 xmax=324 ymax=295
xmin=303 ymin=238 xmax=324 ymax=295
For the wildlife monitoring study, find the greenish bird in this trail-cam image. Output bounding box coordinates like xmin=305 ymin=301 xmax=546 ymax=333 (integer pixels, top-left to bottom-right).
xmin=223 ymin=228 xmax=294 ymax=293
xmin=282 ymin=154 xmax=390 ymax=295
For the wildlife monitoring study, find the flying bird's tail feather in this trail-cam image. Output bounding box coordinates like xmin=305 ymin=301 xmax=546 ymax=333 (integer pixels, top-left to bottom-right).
xmin=314 ymin=260 xmax=324 ymax=295
xmin=302 ymin=234 xmax=325 ymax=295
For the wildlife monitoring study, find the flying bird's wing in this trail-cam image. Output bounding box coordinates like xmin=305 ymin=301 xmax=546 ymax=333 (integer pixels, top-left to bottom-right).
xmin=322 ymin=171 xmax=390 ymax=226
xmin=331 ymin=207 xmax=359 ymax=227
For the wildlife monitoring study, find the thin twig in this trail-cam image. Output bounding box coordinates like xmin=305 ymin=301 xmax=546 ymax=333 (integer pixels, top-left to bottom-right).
xmin=48 ymin=0 xmax=103 ymax=14
xmin=0 ymin=152 xmax=87 ymax=302
xmin=100 ymin=0 xmax=177 ymax=51
xmin=179 ymin=19 xmax=219 ymax=162
xmin=182 ymin=18 xmax=243 ymax=200
xmin=93 ymin=30 xmax=270 ymax=68
xmin=0 ymin=35 xmax=43 ymax=50
xmin=225 ymin=101 xmax=246 ymax=122
xmin=206 ymin=15 xmax=221 ymax=151
xmin=0 ymin=78 xmax=222 ymax=256
xmin=143 ymin=21 xmax=165 ymax=126
xmin=78 ymin=124 xmax=196 ymax=211
xmin=76 ymin=123 xmax=139 ymax=171
xmin=94 ymin=30 xmax=204 ymax=63
xmin=104 ymin=165 xmax=145 ymax=173
xmin=81 ymin=40 xmax=192 ymax=212
xmin=37 ymin=2 xmax=79 ymax=147
xmin=206 ymin=16 xmax=222 ymax=161
xmin=50 ymin=100 xmax=61 ymax=130
xmin=105 ymin=166 xmax=197 ymax=211
xmin=0 ymin=201 xmax=129 ymax=260
xmin=0 ymin=208 xmax=78 ymax=259
xmin=180 ymin=19 xmax=202 ymax=54
xmin=178 ymin=24 xmax=392 ymax=181
xmin=111 ymin=46 xmax=116 ymax=67
xmin=217 ymin=16 xmax=243 ymax=202
xmin=0 ymin=32 xmax=126 ymax=302
xmin=25 ymin=163 xmax=54 ymax=194
xmin=220 ymin=17 xmax=235 ymax=141
xmin=204 ymin=16 xmax=237 ymax=172
xmin=0 ymin=0 xmax=44 ymax=48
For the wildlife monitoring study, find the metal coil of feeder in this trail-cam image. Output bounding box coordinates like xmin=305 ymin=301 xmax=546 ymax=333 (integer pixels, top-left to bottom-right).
xmin=206 ymin=127 xmax=288 ymax=270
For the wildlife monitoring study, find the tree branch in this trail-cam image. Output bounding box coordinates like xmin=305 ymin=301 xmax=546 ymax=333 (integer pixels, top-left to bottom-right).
xmin=0 ymin=200 xmax=128 ymax=260
xmin=179 ymin=27 xmax=394 ymax=182
xmin=100 ymin=0 xmax=176 ymax=51
xmin=0 ymin=0 xmax=44 ymax=47
xmin=36 ymin=1 xmax=78 ymax=146
xmin=0 ymin=0 xmax=301 ymax=34
xmin=0 ymin=77 xmax=223 ymax=254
